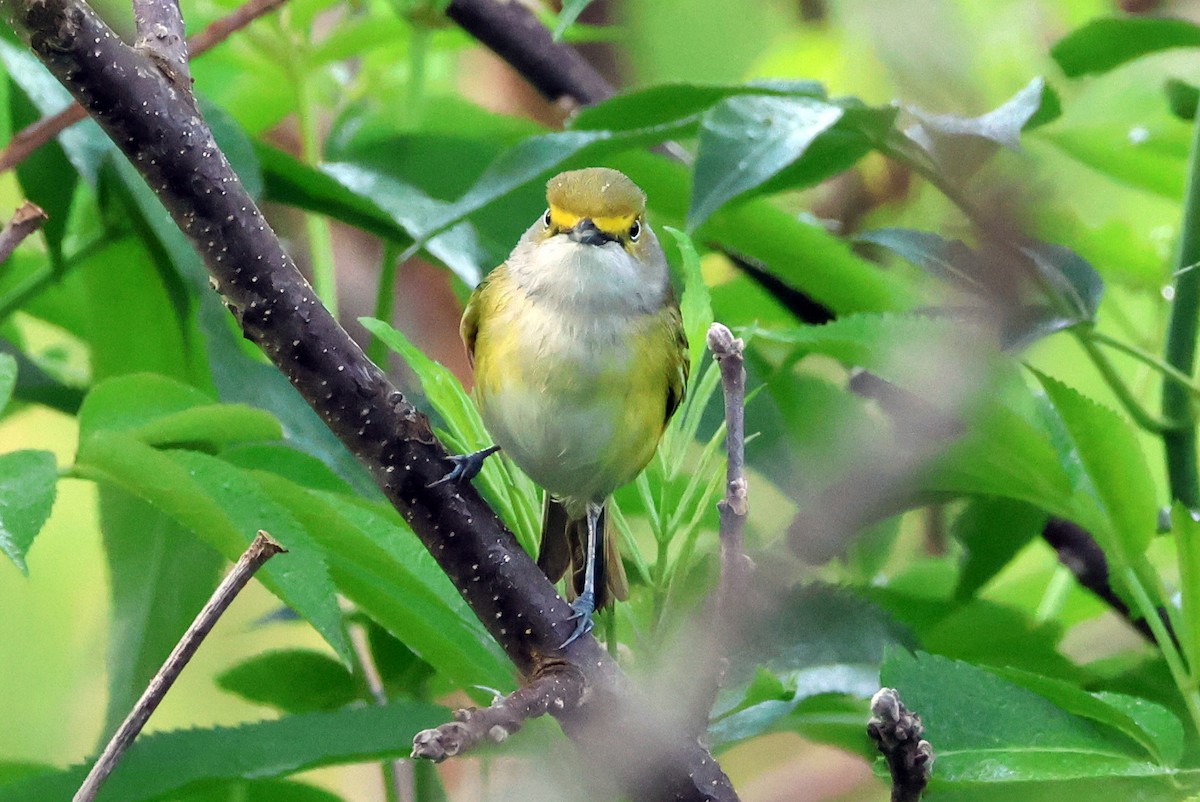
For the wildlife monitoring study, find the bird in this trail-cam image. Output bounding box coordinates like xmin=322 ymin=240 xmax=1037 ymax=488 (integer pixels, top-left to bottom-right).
xmin=443 ymin=167 xmax=689 ymax=647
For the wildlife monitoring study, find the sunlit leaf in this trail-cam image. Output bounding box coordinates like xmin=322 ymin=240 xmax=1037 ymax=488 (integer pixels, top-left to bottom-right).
xmin=1052 ymin=17 xmax=1200 ymax=78
xmin=0 ymin=450 xmax=56 ymax=574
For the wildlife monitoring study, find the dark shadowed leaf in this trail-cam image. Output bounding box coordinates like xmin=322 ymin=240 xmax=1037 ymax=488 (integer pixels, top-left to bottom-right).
xmin=1166 ymin=78 xmax=1199 ymax=121
xmin=1051 ymin=17 xmax=1200 ymax=78
xmin=952 ymin=497 xmax=1047 ymax=600
xmin=0 ymin=353 xmax=15 ymax=414
xmin=217 ymin=649 xmax=361 ymax=714
xmin=0 ymin=449 xmax=56 ymax=574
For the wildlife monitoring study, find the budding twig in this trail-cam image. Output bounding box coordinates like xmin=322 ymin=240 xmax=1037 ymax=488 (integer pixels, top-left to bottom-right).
xmin=73 ymin=531 xmax=285 ymax=802
xmin=867 ymin=687 xmax=934 ymax=802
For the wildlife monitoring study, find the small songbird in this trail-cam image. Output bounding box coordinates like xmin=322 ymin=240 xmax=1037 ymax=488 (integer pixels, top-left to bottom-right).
xmin=450 ymin=168 xmax=689 ymax=646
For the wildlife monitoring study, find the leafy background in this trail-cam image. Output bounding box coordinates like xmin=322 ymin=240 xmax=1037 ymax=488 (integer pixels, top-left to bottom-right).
xmin=3 ymin=0 xmax=1200 ymax=800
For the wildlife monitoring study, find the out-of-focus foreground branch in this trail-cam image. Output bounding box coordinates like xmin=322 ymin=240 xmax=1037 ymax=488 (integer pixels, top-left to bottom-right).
xmin=1 ymin=0 xmax=737 ymax=798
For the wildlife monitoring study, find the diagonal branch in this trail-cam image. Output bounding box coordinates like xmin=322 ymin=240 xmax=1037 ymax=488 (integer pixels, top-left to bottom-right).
xmin=2 ymin=0 xmax=736 ymax=798
xmin=0 ymin=0 xmax=288 ymax=174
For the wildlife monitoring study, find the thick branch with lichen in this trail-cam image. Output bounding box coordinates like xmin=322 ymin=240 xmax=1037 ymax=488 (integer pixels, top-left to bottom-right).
xmin=1 ymin=0 xmax=735 ymax=798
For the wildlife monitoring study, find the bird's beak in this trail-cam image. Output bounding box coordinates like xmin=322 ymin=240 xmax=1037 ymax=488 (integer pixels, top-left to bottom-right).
xmin=568 ymin=218 xmax=614 ymax=247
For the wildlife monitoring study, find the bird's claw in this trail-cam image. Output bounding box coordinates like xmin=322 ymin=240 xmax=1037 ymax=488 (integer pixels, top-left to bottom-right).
xmin=560 ymin=592 xmax=595 ymax=648
xmin=427 ymin=445 xmax=501 ymax=488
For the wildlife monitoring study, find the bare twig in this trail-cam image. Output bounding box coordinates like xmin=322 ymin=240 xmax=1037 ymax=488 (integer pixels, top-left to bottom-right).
xmin=133 ymin=0 xmax=190 ymax=86
xmin=0 ymin=201 xmax=47 ymax=264
xmin=412 ymin=664 xmax=585 ymax=762
xmin=349 ymin=624 xmax=409 ymax=802
xmin=867 ymin=688 xmax=934 ymax=802
xmin=7 ymin=1 xmax=737 ymax=797
xmin=73 ymin=531 xmax=285 ymax=802
xmin=0 ymin=0 xmax=288 ymax=174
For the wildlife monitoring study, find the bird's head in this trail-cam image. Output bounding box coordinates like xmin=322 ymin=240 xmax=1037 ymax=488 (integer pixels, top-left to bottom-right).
xmin=537 ymin=168 xmax=654 ymax=261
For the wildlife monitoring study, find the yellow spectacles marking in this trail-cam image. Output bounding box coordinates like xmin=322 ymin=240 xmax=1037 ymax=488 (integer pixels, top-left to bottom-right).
xmin=548 ymin=206 xmax=637 ymax=236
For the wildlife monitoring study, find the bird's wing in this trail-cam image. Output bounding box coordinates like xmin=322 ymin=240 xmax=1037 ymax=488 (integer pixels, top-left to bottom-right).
xmin=662 ymin=295 xmax=689 ymax=426
xmin=460 ymin=266 xmax=500 ymax=368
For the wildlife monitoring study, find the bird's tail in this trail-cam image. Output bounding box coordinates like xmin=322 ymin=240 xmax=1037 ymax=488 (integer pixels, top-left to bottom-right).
xmin=537 ymin=496 xmax=629 ymax=609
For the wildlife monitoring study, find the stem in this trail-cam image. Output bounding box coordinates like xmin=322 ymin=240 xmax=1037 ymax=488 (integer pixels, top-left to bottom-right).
xmin=294 ymin=58 xmax=338 ymax=313
xmin=73 ymin=532 xmax=285 ymax=802
xmin=1089 ymin=329 xmax=1200 ymax=399
xmin=349 ymin=623 xmax=406 ymax=802
xmin=1122 ymin=567 xmax=1200 ymax=734
xmin=1075 ymin=331 xmax=1184 ymax=433
xmin=367 ymin=242 xmax=402 ymax=368
xmin=1162 ymin=108 xmax=1200 ymax=508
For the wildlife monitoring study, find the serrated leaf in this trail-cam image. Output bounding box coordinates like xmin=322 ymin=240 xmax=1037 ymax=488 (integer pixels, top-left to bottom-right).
xmin=0 ymin=702 xmax=446 ymax=802
xmin=248 ymin=472 xmax=512 ymax=690
xmin=689 ymin=95 xmax=843 ymax=228
xmin=0 ymin=450 xmax=56 ymax=573
xmin=1035 ymin=373 xmax=1157 ymax=564
xmin=76 ymin=432 xmax=351 ymax=663
xmin=217 ymin=649 xmax=361 ymax=714
xmin=1052 ymin=17 xmax=1200 ymax=78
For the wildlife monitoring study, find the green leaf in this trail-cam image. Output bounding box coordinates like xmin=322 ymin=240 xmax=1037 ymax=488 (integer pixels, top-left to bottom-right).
xmin=689 ymin=95 xmax=844 ymax=228
xmin=128 ymin=404 xmax=284 ymax=450
xmin=249 ymin=473 xmax=513 ymax=690
xmin=553 ymin=0 xmax=594 ymax=40
xmin=217 ymin=649 xmax=361 ymax=714
xmin=857 ymin=228 xmax=986 ymax=291
xmin=99 ymin=489 xmax=223 ymax=736
xmin=0 ymin=450 xmax=56 ymax=574
xmin=882 ymin=649 xmax=1150 ymax=765
xmin=1166 ymin=78 xmax=1199 ymax=122
xmin=0 ymin=353 xmax=16 ymax=415
xmin=953 ymin=497 xmax=1047 ymax=600
xmin=171 ymin=779 xmax=347 ymax=802
xmin=79 ymin=374 xmax=217 ymax=437
xmin=993 ymin=668 xmax=1181 ymax=764
xmin=663 ymin=227 xmax=713 ymax=372
xmin=1035 ymin=373 xmax=1157 ymax=564
xmin=0 ymin=702 xmax=447 ymax=802
xmin=904 ymin=77 xmax=1057 ymax=180
xmin=568 ymin=81 xmax=826 ymax=133
xmin=221 ymin=443 xmax=354 ymax=494
xmin=1051 ymin=17 xmax=1200 ymax=78
xmin=76 ymin=431 xmax=351 ymax=663
xmin=359 ymin=316 xmax=540 ymax=555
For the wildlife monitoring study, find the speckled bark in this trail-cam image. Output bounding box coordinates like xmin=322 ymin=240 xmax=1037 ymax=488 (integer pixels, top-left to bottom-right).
xmin=3 ymin=0 xmax=737 ymax=798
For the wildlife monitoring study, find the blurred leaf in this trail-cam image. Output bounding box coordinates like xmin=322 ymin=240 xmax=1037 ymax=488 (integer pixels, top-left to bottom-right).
xmin=1166 ymin=78 xmax=1198 ymax=122
xmin=201 ymin=97 xmax=263 ymax=200
xmin=217 ymin=649 xmax=361 ymax=714
xmin=689 ymin=95 xmax=844 ymax=228
xmin=99 ymin=489 xmax=222 ymax=736
xmin=857 ymin=228 xmax=986 ymax=291
xmin=360 ymin=316 xmax=540 ymax=555
xmin=1052 ymin=17 xmax=1200 ymax=78
xmin=952 ymin=497 xmax=1047 ymax=600
xmin=8 ymin=86 xmax=75 ymax=262
xmin=1022 ymin=242 xmax=1104 ymax=325
xmin=0 ymin=449 xmax=56 ymax=574
xmin=0 ymin=353 xmax=15 ymax=414
xmin=364 ymin=620 xmax=437 ymax=698
xmin=553 ymin=0 xmax=594 ymax=40
xmin=1036 ymin=373 xmax=1157 ymax=565
xmin=569 ymin=81 xmax=825 ymax=132
xmin=0 ymin=702 xmax=446 ymax=802
xmin=904 ymin=77 xmax=1057 ymax=181
xmin=171 ymin=779 xmax=347 ymax=802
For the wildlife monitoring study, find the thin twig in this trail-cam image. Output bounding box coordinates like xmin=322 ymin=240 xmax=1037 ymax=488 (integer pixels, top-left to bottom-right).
xmin=133 ymin=0 xmax=191 ymax=86
xmin=349 ymin=623 xmax=409 ymax=802
xmin=73 ymin=531 xmax=285 ymax=802
xmin=0 ymin=201 xmax=47 ymax=264
xmin=412 ymin=665 xmax=585 ymax=762
xmin=0 ymin=0 xmax=288 ymax=175
xmin=867 ymin=688 xmax=934 ymax=802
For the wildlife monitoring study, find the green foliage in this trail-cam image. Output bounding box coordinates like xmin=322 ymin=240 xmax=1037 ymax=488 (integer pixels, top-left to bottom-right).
xmin=7 ymin=1 xmax=1200 ymax=797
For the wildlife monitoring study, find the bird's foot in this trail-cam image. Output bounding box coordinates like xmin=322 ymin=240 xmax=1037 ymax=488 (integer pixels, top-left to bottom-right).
xmin=560 ymin=591 xmax=595 ymax=648
xmin=427 ymin=445 xmax=501 ymax=488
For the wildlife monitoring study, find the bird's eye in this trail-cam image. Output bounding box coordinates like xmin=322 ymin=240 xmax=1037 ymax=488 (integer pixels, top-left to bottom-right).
xmin=543 ymin=209 xmax=552 ymax=228
xmin=629 ymin=218 xmax=642 ymax=241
